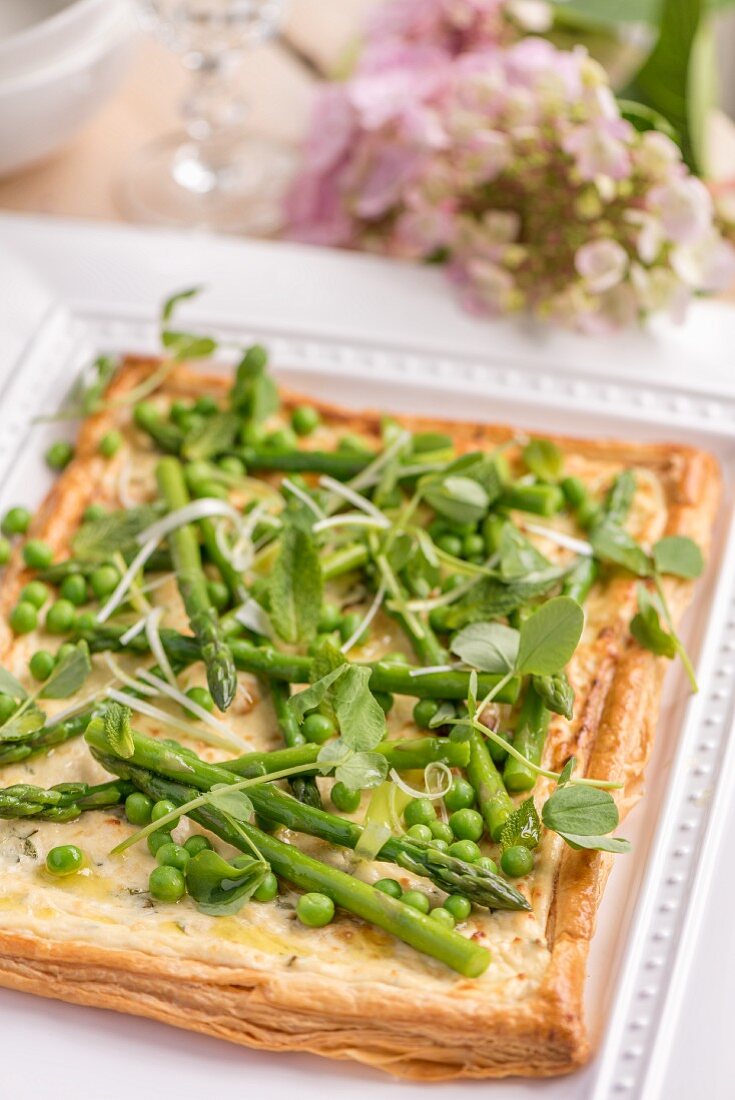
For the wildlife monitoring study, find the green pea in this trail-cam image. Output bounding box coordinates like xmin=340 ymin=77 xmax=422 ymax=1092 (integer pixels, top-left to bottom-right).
xmin=98 ymin=430 xmax=123 ymax=458
xmin=147 ymin=829 xmax=173 ymax=856
xmin=125 ymin=792 xmax=153 ymax=826
xmin=90 ymin=565 xmax=120 ymax=600
xmin=239 ymin=421 xmax=265 ymax=447
xmin=183 ymin=686 xmax=215 ymax=720
xmin=462 ymin=533 xmax=485 ymax=559
xmin=149 ymin=865 xmax=186 ymax=903
xmin=428 ymin=820 xmax=454 ymax=845
xmin=60 ymin=573 xmax=88 ymax=607
xmin=297 ymin=892 xmax=335 ymax=927
xmin=170 ymin=399 xmax=192 ymax=425
xmin=402 ymin=890 xmax=430 ymax=914
xmin=561 ymin=476 xmax=587 ymax=509
xmin=412 ymin=698 xmax=439 ymax=729
xmin=45 ymin=599 xmax=76 ymax=634
xmin=266 ymin=427 xmax=298 ymax=450
xmin=449 ymin=808 xmax=484 ymax=842
xmin=1 ymin=506 xmax=32 ymax=537
xmin=45 ymin=844 xmax=84 ymax=876
xmin=20 ymin=581 xmax=49 ymax=609
xmin=83 ymin=503 xmax=107 ymax=523
xmin=331 ymin=782 xmax=361 ymax=814
xmin=440 ymin=573 xmax=465 ymax=594
xmin=0 ymin=537 xmax=10 ymax=565
xmin=407 ymin=823 xmax=433 ymax=842
xmin=74 ymin=610 xmax=97 ymax=633
xmin=430 ymin=838 xmax=450 ymax=853
xmin=444 ymin=895 xmax=472 ymax=921
xmin=253 ymin=872 xmax=279 ymax=902
xmin=428 ymin=520 xmax=448 ymax=541
xmin=194 ymin=395 xmax=219 ymax=417
xmin=196 ymin=480 xmax=229 ymax=501
xmin=56 ymin=643 xmax=76 ymax=663
xmin=429 ymin=906 xmax=456 ymax=929
xmin=184 ymin=834 xmax=213 ymax=856
xmin=337 ymin=433 xmax=369 ymax=455
xmin=373 ymin=690 xmax=394 ymax=715
xmin=404 ymin=798 xmax=436 ymax=828
xmin=338 ymin=611 xmax=368 ymax=646
xmin=448 ymin=839 xmax=482 ymax=863
xmin=22 ymin=540 xmax=53 ymax=570
xmin=151 ymin=799 xmax=177 ymax=823
xmin=475 ymin=856 xmax=498 ymax=874
xmin=317 ymin=603 xmax=342 ymax=633
xmin=0 ymin=694 xmax=16 ymax=723
xmin=45 ymin=441 xmax=74 ymax=471
xmin=444 ymin=777 xmax=476 ymax=813
xmin=10 ymin=602 xmax=37 ymax=634
xmin=577 ymin=499 xmax=601 ymax=530
xmin=291 ymin=405 xmax=320 ymax=437
xmin=207 ymin=580 xmax=229 ymax=612
xmin=436 ymin=534 xmax=462 ymax=557
xmin=156 ymin=842 xmax=191 ymax=871
xmin=302 ymin=713 xmax=336 ymax=745
xmin=29 ymin=650 xmax=55 ymax=682
xmin=374 ymin=878 xmax=402 ymax=899
xmin=501 ymin=845 xmax=534 ymax=878
xmin=218 ymin=456 xmax=246 ymax=477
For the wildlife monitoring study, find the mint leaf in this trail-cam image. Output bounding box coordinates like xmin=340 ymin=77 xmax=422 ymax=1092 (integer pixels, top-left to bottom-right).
xmin=425 ymin=476 xmax=489 ymax=526
xmin=102 ymin=702 xmax=134 ymax=759
xmin=500 ymin=797 xmax=541 ymax=852
xmin=532 ymin=671 xmax=574 ymax=720
xmin=333 ymin=666 xmax=386 ymax=751
xmin=440 ymin=571 xmax=566 ymax=630
xmin=523 ymin=439 xmax=563 ymax=482
xmin=451 ymin=621 xmax=519 ymax=674
xmin=443 ymin=452 xmax=502 ymax=501
xmin=516 ymin=596 xmax=584 ymax=676
xmin=182 ymin=412 xmax=239 ymax=462
xmin=269 ymin=508 xmax=322 ymax=644
xmin=652 ymin=535 xmax=704 ymax=579
xmin=39 ymin=641 xmax=92 ymax=700
xmin=590 ymin=522 xmax=652 ymax=577
xmin=72 ymin=504 xmax=161 ymax=560
xmin=542 ymin=784 xmax=619 ymax=836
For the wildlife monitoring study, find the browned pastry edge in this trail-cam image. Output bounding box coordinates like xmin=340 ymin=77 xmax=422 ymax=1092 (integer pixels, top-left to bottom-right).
xmin=0 ymin=358 xmax=721 ymax=1080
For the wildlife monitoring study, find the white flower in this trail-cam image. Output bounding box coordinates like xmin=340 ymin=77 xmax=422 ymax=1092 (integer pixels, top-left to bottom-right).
xmin=671 ymin=230 xmax=735 ymax=292
xmin=649 ymin=176 xmax=713 ymax=245
xmin=575 ymin=239 xmax=629 ymax=293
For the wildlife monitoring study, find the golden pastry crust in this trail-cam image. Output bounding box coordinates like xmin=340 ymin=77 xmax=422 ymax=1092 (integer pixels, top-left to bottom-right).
xmin=0 ymin=358 xmax=721 ymax=1079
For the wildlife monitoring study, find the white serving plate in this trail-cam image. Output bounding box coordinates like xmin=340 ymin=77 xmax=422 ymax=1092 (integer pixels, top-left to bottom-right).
xmin=0 ymin=214 xmax=734 ymax=1100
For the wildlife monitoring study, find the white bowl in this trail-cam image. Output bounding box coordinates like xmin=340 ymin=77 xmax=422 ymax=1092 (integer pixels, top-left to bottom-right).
xmin=0 ymin=0 xmax=136 ymax=178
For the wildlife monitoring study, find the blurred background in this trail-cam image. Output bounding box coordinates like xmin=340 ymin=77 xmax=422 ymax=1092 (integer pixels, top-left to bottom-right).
xmin=1 ymin=0 xmax=735 ymax=231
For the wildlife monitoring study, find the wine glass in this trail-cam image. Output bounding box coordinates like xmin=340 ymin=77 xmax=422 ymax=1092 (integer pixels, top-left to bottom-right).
xmin=119 ymin=0 xmax=294 ymax=235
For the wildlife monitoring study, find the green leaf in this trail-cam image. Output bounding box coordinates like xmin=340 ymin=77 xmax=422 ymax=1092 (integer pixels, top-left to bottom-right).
xmin=101 ymin=703 xmax=134 ymax=759
xmin=630 ymin=584 xmax=678 ymax=659
xmin=516 ymin=596 xmax=585 ymax=676
xmin=72 ymin=504 xmax=161 ymax=560
xmin=589 ymin=521 xmax=652 ymax=577
xmin=557 ymin=831 xmax=632 ymax=853
xmin=427 ymin=701 xmax=457 ymax=729
xmin=185 ymin=850 xmax=268 ymax=916
xmin=440 ymin=571 xmax=566 ymax=630
xmin=424 ymin=476 xmax=489 ymax=526
xmin=443 ymin=452 xmax=503 ymax=501
xmin=335 ymin=750 xmax=388 ymax=791
xmin=207 ymin=783 xmax=254 ymax=822
xmin=161 ymin=332 xmax=218 ymax=361
xmin=161 ymin=286 xmax=204 ymax=323
xmin=289 ymin=664 xmax=347 ymax=723
xmin=230 ymin=346 xmax=278 ymax=423
xmin=523 ymin=440 xmax=563 ymax=482
xmin=532 ymin=671 xmax=575 ymax=720
xmin=39 ymin=642 xmax=92 ymax=700
xmin=0 ymin=707 xmax=45 ymax=743
xmin=550 ymin=0 xmax=662 ymax=27
xmin=182 ymin=412 xmax=239 ymax=462
xmin=316 ymin=738 xmax=353 ymax=772
xmin=333 ymin=666 xmax=386 ymax=751
xmin=0 ymin=668 xmax=28 ymax=702
xmin=498 ymin=524 xmax=552 ymax=580
xmin=604 ymin=470 xmax=636 ymax=523
xmin=450 ymin=621 xmax=519 ymax=674
xmin=269 ymin=509 xmax=323 ymax=644
xmin=557 ymin=756 xmax=577 ymax=786
xmin=542 ymin=784 xmax=619 ymax=836
xmin=617 ymin=99 xmax=679 ymax=140
xmin=652 ymin=535 xmax=704 ymax=579
xmin=500 ymin=797 xmax=541 ymax=852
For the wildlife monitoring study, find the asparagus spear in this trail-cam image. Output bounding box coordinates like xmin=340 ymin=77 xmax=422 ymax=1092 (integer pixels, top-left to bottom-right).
xmin=96 ymin=755 xmax=490 ymax=977
xmin=499 ymin=483 xmax=564 ymax=516
xmin=503 ymin=685 xmax=551 ymax=792
xmin=466 ymin=730 xmax=515 ymax=841
xmin=321 ymin=543 xmax=370 ymax=580
xmin=38 ymin=548 xmax=173 ymax=585
xmin=0 ymin=779 xmax=132 ymax=821
xmin=227 ymin=736 xmax=470 ymax=779
xmin=269 ymin=679 xmax=322 ymax=809
xmin=156 ymin=457 xmax=237 ymax=711
xmin=85 ymin=725 xmax=528 ymax=911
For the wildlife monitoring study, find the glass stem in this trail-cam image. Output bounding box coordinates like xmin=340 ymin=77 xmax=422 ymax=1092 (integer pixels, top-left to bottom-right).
xmin=182 ymin=51 xmax=247 ymax=144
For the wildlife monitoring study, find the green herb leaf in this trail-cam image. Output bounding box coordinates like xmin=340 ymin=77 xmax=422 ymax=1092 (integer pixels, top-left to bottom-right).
xmin=0 ymin=668 xmax=28 ymax=702
xmin=630 ymin=584 xmax=678 ymax=659
xmin=590 ymin=521 xmax=652 ymax=577
xmin=557 ymin=831 xmax=632 ymax=853
xmin=161 ymin=332 xmax=218 ymax=361
xmin=498 ymin=524 xmax=552 ymax=580
xmin=500 ymin=797 xmax=541 ymax=852
xmin=185 ymin=850 xmax=268 ymax=916
xmin=72 ymin=504 xmax=161 ymax=560
xmin=451 ymin=621 xmax=519 ymax=673
xmin=333 ymin=666 xmax=386 ymax=751
xmin=289 ymin=664 xmax=347 ymax=723
xmin=440 ymin=571 xmax=567 ymax=630
xmin=207 ymin=783 xmax=254 ymax=822
xmin=182 ymin=412 xmax=239 ymax=462
xmin=516 ymin=596 xmax=584 ymax=676
xmin=532 ymin=671 xmax=575 ymax=720
xmin=443 ymin=452 xmax=503 ymax=501
xmin=335 ymin=750 xmax=388 ymax=791
xmin=427 ymin=701 xmax=456 ymax=729
xmin=316 ymin=738 xmax=353 ymax=772
xmin=604 ymin=470 xmax=636 ymax=522
xmin=542 ymin=784 xmax=619 ymax=836
xmin=0 ymin=707 xmax=45 ymax=743
xmin=652 ymin=535 xmax=704 ymax=579
xmin=523 ymin=439 xmax=563 ymax=482
xmin=425 ymin=476 xmax=489 ymax=525
xmin=101 ymin=702 xmax=134 ymax=759
xmin=230 ymin=345 xmax=278 ymax=422
xmin=39 ymin=641 xmax=92 ymax=700
xmin=269 ymin=509 xmax=323 ymax=644
xmin=161 ymin=286 xmax=203 ymax=323
xmin=557 ymin=756 xmax=576 ymax=786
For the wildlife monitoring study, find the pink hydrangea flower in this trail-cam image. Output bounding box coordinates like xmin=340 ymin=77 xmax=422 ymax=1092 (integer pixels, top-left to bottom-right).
xmin=285 ymin=19 xmax=735 ymax=332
